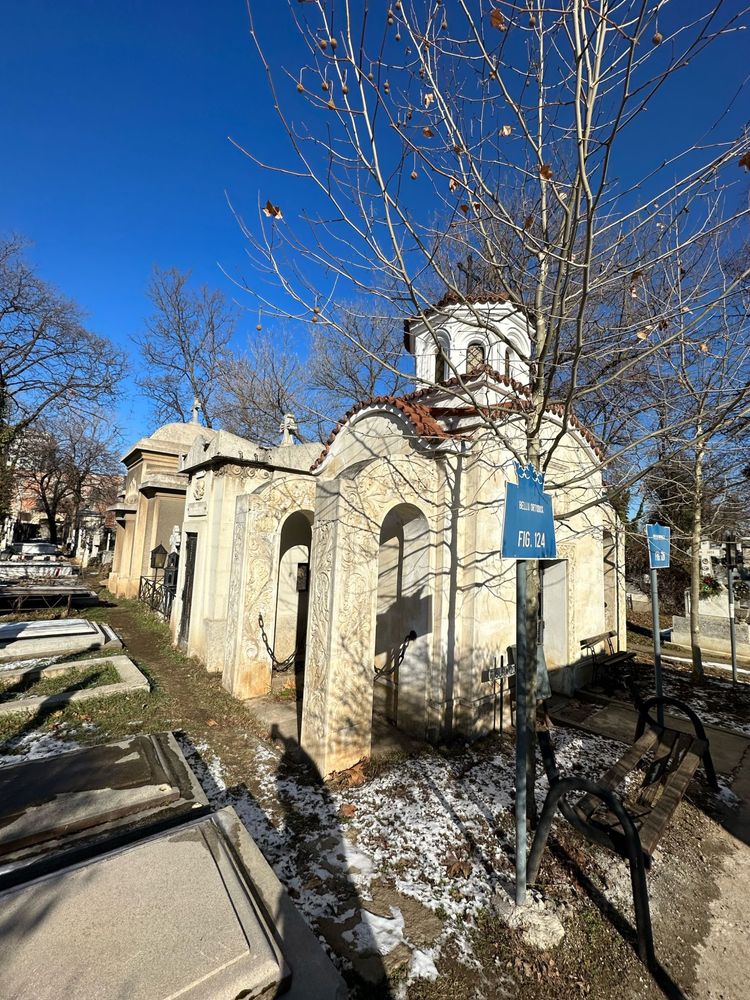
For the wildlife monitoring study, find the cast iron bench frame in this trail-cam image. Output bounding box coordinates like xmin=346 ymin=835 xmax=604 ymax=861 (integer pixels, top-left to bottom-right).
xmin=580 ymin=629 xmax=637 ymax=689
xmin=527 ymin=696 xmax=718 ymax=969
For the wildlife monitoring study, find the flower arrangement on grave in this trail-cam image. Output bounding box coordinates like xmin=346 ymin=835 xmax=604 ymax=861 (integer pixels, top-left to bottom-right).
xmin=733 ymin=580 xmax=750 ymax=601
xmin=700 ymin=575 xmax=721 ymax=598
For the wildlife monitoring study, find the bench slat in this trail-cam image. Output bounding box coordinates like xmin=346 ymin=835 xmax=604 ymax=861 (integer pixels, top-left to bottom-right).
xmin=637 ymin=730 xmax=683 ymax=807
xmin=577 ymin=729 xmax=659 ymax=819
xmin=638 ymin=743 xmax=705 ymax=857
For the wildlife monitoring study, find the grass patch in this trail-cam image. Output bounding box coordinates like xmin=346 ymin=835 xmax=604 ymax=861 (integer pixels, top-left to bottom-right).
xmin=0 ymin=661 xmax=120 ymax=702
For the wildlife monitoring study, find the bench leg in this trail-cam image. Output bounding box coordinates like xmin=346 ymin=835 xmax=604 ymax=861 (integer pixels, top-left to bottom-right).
xmin=626 ymin=839 xmax=656 ymax=969
xmin=528 ymin=774 xmax=656 ymax=970
xmin=527 ymin=786 xmax=563 ymax=884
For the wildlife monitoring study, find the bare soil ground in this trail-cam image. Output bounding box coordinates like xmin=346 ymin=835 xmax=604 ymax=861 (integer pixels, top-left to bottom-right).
xmin=0 ymin=588 xmax=748 ymax=999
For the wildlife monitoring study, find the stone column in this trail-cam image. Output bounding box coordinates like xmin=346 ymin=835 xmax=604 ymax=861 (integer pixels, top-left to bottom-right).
xmin=222 ymin=493 xmax=282 ymax=700
xmin=300 ymin=481 xmax=380 ymax=776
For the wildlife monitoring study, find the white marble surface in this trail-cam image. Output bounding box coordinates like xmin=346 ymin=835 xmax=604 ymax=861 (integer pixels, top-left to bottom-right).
xmin=0 ymin=619 xmax=98 ymax=641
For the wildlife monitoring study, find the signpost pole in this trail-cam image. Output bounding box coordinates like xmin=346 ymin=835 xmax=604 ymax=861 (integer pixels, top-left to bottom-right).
xmin=649 ymin=566 xmax=664 ymax=727
xmin=501 ymin=463 xmax=556 ymax=909
xmin=646 ymin=524 xmax=670 ymax=728
xmin=515 ymin=559 xmax=528 ymax=907
xmin=726 ymin=537 xmax=738 ymax=686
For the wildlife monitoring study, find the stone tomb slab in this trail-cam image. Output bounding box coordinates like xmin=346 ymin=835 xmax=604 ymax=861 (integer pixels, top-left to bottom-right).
xmin=0 ymin=807 xmax=347 ymax=1000
xmin=0 ymin=618 xmax=122 ymax=663
xmin=0 ymin=732 xmax=208 ymax=887
xmin=0 ymin=654 xmax=149 ymax=717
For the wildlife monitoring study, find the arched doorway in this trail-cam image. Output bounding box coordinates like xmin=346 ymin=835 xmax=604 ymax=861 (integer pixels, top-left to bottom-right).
xmin=273 ymin=509 xmax=313 ymax=734
xmin=373 ymin=504 xmax=432 ymax=740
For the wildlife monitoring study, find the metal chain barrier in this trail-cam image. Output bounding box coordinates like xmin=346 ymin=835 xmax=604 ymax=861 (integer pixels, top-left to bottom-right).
xmin=374 ymin=629 xmax=418 ymax=680
xmin=258 ymin=612 xmax=297 ymax=673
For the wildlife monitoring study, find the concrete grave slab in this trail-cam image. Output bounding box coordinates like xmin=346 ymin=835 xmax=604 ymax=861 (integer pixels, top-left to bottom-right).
xmin=0 ymin=618 xmax=122 ymax=663
xmin=0 ymin=654 xmax=149 ymax=717
xmin=0 ymin=732 xmax=208 ymax=888
xmin=0 ymin=618 xmax=99 ymax=641
xmin=0 ymin=807 xmax=347 ymax=1000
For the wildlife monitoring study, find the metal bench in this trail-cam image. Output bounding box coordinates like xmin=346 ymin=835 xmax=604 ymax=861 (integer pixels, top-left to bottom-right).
xmin=527 ymin=696 xmax=718 ymax=969
xmin=580 ymin=629 xmax=636 ymax=690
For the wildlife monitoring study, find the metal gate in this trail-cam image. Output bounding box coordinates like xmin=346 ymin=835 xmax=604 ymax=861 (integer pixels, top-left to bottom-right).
xmin=178 ymin=533 xmax=197 ymax=647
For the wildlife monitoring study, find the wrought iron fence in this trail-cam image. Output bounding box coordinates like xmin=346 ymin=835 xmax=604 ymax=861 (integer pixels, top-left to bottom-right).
xmin=138 ymin=575 xmax=175 ymax=620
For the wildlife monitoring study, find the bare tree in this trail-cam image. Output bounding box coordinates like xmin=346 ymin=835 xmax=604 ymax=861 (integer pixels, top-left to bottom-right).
xmin=241 ymin=1 xmax=750 ymax=806
xmin=22 ymin=415 xmax=122 ymax=547
xmin=0 ymin=235 xmax=125 ymax=518
xmin=215 ymin=331 xmax=310 ymax=446
xmin=136 ymin=267 xmax=236 ymax=428
xmin=308 ymin=308 xmax=408 ymax=424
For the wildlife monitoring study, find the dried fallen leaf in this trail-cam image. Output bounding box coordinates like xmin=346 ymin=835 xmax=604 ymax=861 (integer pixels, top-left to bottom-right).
xmin=500 ymin=123 xmax=512 ymax=137
xmin=262 ymin=200 xmax=283 ymax=220
xmin=207 ymin=718 xmax=218 ymax=726
xmin=490 ymin=9 xmax=507 ymax=31
xmin=444 ymin=853 xmax=472 ymax=878
xmin=339 ymin=803 xmax=356 ymax=819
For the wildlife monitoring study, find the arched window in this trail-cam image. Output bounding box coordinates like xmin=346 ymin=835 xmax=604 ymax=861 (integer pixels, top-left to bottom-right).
xmin=435 ymin=350 xmax=446 ymax=383
xmin=504 ymin=348 xmax=511 ymax=379
xmin=466 ymin=342 xmax=485 ymax=372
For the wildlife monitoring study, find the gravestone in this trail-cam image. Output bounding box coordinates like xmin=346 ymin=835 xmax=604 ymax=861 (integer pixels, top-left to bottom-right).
xmin=0 ymin=807 xmax=347 ymax=999
xmin=0 ymin=733 xmax=207 ymax=888
xmin=0 ymin=618 xmax=121 ymax=663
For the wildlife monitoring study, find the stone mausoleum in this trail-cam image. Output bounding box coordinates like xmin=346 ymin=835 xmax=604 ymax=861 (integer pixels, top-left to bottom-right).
xmin=111 ymin=294 xmax=625 ymax=776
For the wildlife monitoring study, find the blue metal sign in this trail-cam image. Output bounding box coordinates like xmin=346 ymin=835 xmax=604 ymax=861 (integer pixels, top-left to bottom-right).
xmin=647 ymin=523 xmax=670 ymax=569
xmin=501 ymin=464 xmax=557 ymax=560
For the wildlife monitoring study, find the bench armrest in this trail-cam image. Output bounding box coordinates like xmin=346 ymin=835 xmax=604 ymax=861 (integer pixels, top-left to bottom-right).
xmin=635 ymin=695 xmax=719 ymax=790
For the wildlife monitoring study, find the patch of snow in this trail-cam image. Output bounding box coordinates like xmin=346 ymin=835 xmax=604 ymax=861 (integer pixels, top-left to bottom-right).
xmin=409 ymin=947 xmax=439 ymax=981
xmin=342 ymin=906 xmax=405 ymax=956
xmin=0 ymin=730 xmax=78 ymax=766
xmin=176 ymin=728 xmax=626 ymax=981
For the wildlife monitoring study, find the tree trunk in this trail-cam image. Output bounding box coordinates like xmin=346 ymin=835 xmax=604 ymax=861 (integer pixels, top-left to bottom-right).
xmin=690 ymin=435 xmax=705 ymax=683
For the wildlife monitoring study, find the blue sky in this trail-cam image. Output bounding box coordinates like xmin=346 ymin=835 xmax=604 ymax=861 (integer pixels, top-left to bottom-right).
xmin=2 ymin=2 xmax=748 ymax=441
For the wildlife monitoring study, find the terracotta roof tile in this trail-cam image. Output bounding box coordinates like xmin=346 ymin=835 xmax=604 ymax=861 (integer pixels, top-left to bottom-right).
xmin=310 ymin=396 xmax=452 ymax=472
xmin=310 ymin=369 xmax=604 ymax=472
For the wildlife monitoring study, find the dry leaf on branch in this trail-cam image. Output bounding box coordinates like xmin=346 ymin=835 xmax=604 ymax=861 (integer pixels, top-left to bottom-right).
xmin=523 ymin=215 xmax=533 ymax=230
xmin=490 ymin=9 xmax=507 ymax=31
xmin=448 ymin=176 xmax=459 ymax=192
xmin=424 ymin=92 xmax=435 ymax=109
xmin=500 ymin=124 xmax=512 ymax=137
xmin=740 ymin=152 xmax=750 ymax=171
xmin=636 ymin=328 xmax=651 ymax=341
xmin=539 ymin=163 xmax=553 ymax=180
xmin=263 ymin=200 xmax=283 ymax=220
xmin=422 ymin=126 xmax=434 ymax=137
xmin=700 ymin=342 xmax=709 ymax=353
xmin=460 ymin=204 xmax=469 ymax=214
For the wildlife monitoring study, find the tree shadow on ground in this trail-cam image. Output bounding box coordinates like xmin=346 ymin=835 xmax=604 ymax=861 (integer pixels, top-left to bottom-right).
xmin=180 ymin=729 xmax=396 ymax=999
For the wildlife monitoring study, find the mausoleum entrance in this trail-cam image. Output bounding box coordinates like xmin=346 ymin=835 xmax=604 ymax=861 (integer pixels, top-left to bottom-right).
xmin=372 ymin=503 xmax=432 ymax=742
xmin=272 ymin=509 xmax=313 ymax=734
